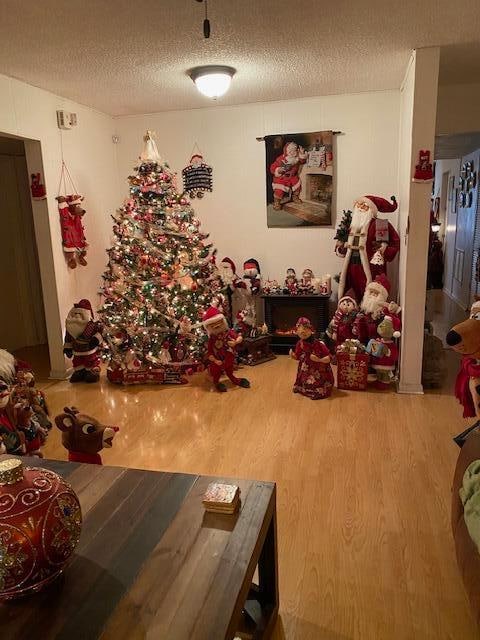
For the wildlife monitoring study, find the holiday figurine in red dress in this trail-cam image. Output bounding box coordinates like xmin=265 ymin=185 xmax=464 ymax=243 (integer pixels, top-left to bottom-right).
xmin=447 ymin=300 xmax=480 ymax=419
xmin=290 ymin=317 xmax=334 ymax=400
xmin=336 ymin=195 xmax=400 ymax=302
xmin=412 ymin=150 xmax=434 ymax=182
xmin=56 ymin=194 xmax=88 ymax=268
xmin=203 ymin=306 xmax=250 ymax=393
xmin=326 ymin=294 xmax=358 ymax=349
xmin=64 ymin=299 xmax=102 ymax=383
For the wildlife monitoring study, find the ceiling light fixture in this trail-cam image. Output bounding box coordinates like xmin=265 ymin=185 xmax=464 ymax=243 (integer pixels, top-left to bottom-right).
xmin=189 ymin=65 xmax=236 ymax=99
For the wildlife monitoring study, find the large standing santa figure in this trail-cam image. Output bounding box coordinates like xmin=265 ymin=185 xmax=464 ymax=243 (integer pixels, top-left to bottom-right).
xmin=337 ymin=195 xmax=400 ymax=301
xmin=64 ymin=299 xmax=102 ymax=383
xmin=270 ymin=142 xmax=308 ymax=210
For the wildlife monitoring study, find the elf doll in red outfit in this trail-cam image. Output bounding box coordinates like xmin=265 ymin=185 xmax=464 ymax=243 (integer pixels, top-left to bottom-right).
xmin=202 ymin=306 xmax=250 ymax=393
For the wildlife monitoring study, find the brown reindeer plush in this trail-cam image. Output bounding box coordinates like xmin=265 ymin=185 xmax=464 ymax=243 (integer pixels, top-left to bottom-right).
xmin=55 ymin=406 xmax=119 ymax=465
xmin=447 ymin=300 xmax=480 ymax=419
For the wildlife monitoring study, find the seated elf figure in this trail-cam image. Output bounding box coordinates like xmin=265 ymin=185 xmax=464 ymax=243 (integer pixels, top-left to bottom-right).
xmin=202 ymin=306 xmax=250 ymax=393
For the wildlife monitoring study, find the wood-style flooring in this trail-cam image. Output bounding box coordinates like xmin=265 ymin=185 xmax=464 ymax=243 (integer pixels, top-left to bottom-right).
xmin=27 ymin=349 xmax=478 ymax=639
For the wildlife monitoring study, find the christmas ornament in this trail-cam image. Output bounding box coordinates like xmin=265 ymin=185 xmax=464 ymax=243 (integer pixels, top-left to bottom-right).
xmin=63 ymin=300 xmax=102 ymax=383
xmin=412 ymin=149 xmax=434 ymax=182
xmin=182 ymin=154 xmax=213 ymax=199
xmin=55 ymin=407 xmax=119 ymax=465
xmin=203 ymin=306 xmax=250 ymax=392
xmin=289 ymin=317 xmax=333 ymax=399
xmin=336 ymin=195 xmax=400 ymax=301
xmin=0 ymin=458 xmax=82 ymax=600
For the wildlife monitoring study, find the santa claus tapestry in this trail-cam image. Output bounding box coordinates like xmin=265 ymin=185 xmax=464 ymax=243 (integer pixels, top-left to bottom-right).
xmin=265 ymin=131 xmax=334 ymax=228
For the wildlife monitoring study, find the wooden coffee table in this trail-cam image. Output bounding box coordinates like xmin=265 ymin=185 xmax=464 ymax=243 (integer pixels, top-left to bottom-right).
xmin=0 ymin=458 xmax=278 ymax=640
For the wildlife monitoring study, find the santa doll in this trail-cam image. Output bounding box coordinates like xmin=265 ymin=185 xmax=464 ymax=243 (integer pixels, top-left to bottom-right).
xmin=284 ymin=268 xmax=299 ymax=295
xmin=270 ymin=142 xmax=308 ymax=210
xmin=353 ymin=274 xmax=401 ymax=344
xmin=202 ymin=306 xmax=250 ymax=393
xmin=366 ymin=315 xmax=401 ymax=389
xmin=64 ymin=299 xmax=103 ymax=383
xmin=337 ymin=194 xmax=400 ymax=301
xmin=300 ymin=268 xmax=315 ymax=293
xmin=217 ymin=257 xmax=240 ymax=290
xmin=56 ymin=195 xmax=88 ymax=269
xmin=326 ymin=295 xmax=358 ymax=349
xmin=289 ymin=317 xmax=334 ymax=400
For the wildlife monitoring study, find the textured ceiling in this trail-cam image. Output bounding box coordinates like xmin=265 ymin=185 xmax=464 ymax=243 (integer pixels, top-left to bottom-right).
xmin=435 ymin=132 xmax=480 ymax=159
xmin=0 ymin=0 xmax=479 ymax=116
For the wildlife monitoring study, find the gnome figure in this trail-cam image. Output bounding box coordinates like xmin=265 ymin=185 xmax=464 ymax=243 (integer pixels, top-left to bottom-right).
xmin=64 ymin=299 xmax=103 ymax=383
xmin=202 ymin=306 xmax=250 ymax=393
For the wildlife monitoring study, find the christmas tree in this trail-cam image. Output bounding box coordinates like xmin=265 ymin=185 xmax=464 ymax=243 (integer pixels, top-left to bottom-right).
xmin=334 ymin=209 xmax=352 ymax=244
xmin=99 ymin=132 xmax=221 ymax=384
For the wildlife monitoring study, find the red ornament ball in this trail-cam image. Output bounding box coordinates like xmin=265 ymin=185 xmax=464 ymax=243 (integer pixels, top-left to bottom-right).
xmin=0 ymin=459 xmax=82 ymax=600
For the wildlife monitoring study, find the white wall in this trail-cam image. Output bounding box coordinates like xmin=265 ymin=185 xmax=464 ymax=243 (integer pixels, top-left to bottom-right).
xmin=397 ymin=48 xmax=440 ymax=393
xmin=0 ymin=73 xmax=118 ymax=376
xmin=115 ymin=90 xmax=400 ymax=291
xmin=436 ymin=82 xmax=480 ymax=135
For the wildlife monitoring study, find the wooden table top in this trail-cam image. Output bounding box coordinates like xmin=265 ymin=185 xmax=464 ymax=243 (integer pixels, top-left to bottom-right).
xmin=0 ymin=458 xmax=276 ymax=640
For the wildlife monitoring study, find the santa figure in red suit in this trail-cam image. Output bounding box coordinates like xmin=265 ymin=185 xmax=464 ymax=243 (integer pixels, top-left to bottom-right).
xmin=353 ymin=274 xmax=401 ymax=343
xmin=202 ymin=306 xmax=250 ymax=393
xmin=64 ymin=299 xmax=102 ymax=383
xmin=270 ymin=142 xmax=308 ymax=210
xmin=337 ymin=194 xmax=400 ymax=301
xmin=217 ymin=257 xmax=241 ymax=290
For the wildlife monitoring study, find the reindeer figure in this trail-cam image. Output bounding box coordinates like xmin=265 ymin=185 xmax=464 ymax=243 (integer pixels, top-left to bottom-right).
xmin=446 ymin=300 xmax=480 ymax=419
xmin=55 ymin=407 xmax=119 ymax=465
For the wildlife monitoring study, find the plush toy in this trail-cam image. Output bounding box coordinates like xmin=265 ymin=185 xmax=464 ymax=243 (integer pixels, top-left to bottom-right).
xmin=202 ymin=306 xmax=250 ymax=393
xmin=300 ymin=268 xmax=315 ymax=293
xmin=242 ymin=259 xmax=261 ymax=295
xmin=30 ymin=173 xmax=46 ymax=199
xmin=290 ymin=317 xmax=334 ymax=400
xmin=366 ymin=315 xmax=401 ymax=389
xmin=0 ymin=380 xmax=26 ymax=455
xmin=326 ymin=295 xmax=358 ymax=349
xmin=13 ymin=398 xmax=48 ymax=457
xmin=56 ymin=194 xmax=88 ymax=268
xmin=353 ymin=274 xmax=401 ymax=343
xmin=14 ymin=370 xmax=51 ymax=430
xmin=235 ymin=304 xmax=257 ymax=338
xmin=447 ymin=300 xmax=480 ymax=419
xmin=55 ymin=406 xmax=119 ymax=465
xmin=284 ymin=268 xmax=299 ymax=295
xmin=64 ymin=299 xmax=102 ymax=383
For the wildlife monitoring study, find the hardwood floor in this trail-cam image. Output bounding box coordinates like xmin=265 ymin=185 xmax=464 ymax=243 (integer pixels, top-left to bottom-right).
xmin=35 ymin=355 xmax=477 ymax=639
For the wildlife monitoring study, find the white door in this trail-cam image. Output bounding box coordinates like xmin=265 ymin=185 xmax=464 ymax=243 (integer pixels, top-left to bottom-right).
xmin=451 ymin=150 xmax=479 ymax=308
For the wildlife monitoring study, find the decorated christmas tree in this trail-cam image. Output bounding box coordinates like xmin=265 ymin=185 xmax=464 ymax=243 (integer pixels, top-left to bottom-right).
xmin=99 ymin=132 xmax=222 ymax=385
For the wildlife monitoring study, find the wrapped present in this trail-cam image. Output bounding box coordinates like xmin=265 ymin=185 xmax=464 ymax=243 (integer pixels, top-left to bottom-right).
xmin=337 ymin=338 xmax=365 ymax=355
xmin=336 ymin=351 xmax=369 ymax=390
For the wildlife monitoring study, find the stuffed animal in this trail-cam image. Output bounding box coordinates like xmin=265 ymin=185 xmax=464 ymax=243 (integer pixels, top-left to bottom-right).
xmin=289 ymin=317 xmax=334 ymax=400
xmin=64 ymin=299 xmax=103 ymax=383
xmin=447 ymin=300 xmax=480 ymax=419
xmin=366 ymin=315 xmax=401 ymax=390
xmin=14 ymin=398 xmax=48 ymax=457
xmin=55 ymin=406 xmax=119 ymax=465
xmin=0 ymin=380 xmax=25 ymax=455
xmin=14 ymin=370 xmax=51 ymax=429
xmin=242 ymin=259 xmax=261 ymax=295
xmin=283 ymin=268 xmax=299 ymax=295
xmin=30 ymin=173 xmax=46 ymax=199
xmin=56 ymin=194 xmax=88 ymax=268
xmin=202 ymin=306 xmax=250 ymax=393
xmin=326 ymin=295 xmax=358 ymax=349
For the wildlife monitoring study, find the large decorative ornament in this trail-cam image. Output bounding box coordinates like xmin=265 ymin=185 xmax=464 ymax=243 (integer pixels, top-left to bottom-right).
xmin=0 ymin=458 xmax=82 ymax=600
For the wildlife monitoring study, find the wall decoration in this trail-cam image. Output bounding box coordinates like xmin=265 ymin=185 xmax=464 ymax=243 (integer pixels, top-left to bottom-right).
xmin=182 ymin=153 xmax=213 ymax=198
xmin=56 ymin=160 xmax=88 ymax=268
xmin=264 ymin=130 xmax=334 ymax=228
xmin=458 ymin=160 xmax=476 ymax=209
xmin=412 ymin=149 xmax=434 ymax=182
xmin=30 ymin=172 xmax=46 ymax=200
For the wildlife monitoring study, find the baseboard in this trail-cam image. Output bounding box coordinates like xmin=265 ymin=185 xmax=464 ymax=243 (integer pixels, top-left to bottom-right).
xmin=49 ymin=367 xmax=71 ymax=380
xmin=442 ymin=288 xmax=468 ymax=311
xmin=397 ymin=381 xmax=424 ymax=395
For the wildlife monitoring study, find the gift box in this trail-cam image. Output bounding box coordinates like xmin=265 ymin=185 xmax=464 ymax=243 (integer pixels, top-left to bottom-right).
xmin=336 ymin=352 xmax=369 ymax=391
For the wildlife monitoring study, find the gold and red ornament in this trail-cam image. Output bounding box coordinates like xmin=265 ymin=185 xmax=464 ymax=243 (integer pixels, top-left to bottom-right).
xmin=0 ymin=458 xmax=82 ymax=600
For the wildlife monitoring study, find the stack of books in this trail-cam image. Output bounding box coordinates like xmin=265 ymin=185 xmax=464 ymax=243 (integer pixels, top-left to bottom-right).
xmin=202 ymin=482 xmax=241 ymax=514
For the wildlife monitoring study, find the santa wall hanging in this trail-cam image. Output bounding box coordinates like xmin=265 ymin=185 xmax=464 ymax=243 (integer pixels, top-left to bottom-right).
xmin=182 ymin=147 xmax=213 ymax=199
xmin=56 ymin=160 xmax=88 ymax=269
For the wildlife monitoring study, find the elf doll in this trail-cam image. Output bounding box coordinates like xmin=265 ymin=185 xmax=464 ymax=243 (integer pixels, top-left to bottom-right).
xmin=202 ymin=306 xmax=250 ymax=393
xmin=326 ymin=294 xmax=358 ymax=349
xmin=290 ymin=317 xmax=334 ymax=400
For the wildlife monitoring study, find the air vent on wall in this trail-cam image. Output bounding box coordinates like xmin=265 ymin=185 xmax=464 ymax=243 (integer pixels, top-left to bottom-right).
xmin=57 ymin=110 xmax=77 ymax=130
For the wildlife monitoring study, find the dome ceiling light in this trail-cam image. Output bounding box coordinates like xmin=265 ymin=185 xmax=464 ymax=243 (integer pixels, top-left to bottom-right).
xmin=189 ymin=65 xmax=236 ymax=99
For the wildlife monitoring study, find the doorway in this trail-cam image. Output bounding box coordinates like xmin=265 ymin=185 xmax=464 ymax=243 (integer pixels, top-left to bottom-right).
xmin=0 ymin=135 xmax=49 ymax=372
